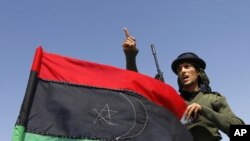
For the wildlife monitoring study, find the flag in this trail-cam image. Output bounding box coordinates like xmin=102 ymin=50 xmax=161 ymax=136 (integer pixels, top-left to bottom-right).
xmin=13 ymin=47 xmax=192 ymax=141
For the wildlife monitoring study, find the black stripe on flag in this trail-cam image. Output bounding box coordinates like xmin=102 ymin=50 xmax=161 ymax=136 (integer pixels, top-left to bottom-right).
xmin=26 ymin=79 xmax=192 ymax=141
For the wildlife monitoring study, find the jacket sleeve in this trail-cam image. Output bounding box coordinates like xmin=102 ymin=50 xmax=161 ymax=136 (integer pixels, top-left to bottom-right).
xmin=200 ymin=95 xmax=244 ymax=136
xmin=123 ymin=49 xmax=139 ymax=72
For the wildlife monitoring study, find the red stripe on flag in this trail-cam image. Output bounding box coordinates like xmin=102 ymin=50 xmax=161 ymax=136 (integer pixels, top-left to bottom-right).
xmin=31 ymin=46 xmax=43 ymax=72
xmin=37 ymin=47 xmax=186 ymax=119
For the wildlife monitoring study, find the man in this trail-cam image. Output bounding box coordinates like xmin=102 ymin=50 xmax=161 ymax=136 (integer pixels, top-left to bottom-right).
xmin=122 ymin=28 xmax=244 ymax=141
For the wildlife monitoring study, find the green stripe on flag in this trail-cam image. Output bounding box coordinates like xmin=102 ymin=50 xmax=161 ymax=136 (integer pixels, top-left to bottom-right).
xmin=12 ymin=125 xmax=99 ymax=141
xmin=12 ymin=125 xmax=25 ymax=141
xmin=23 ymin=132 xmax=100 ymax=141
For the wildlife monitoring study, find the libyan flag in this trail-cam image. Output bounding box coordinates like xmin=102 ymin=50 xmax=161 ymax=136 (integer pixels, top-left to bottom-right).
xmin=12 ymin=47 xmax=192 ymax=141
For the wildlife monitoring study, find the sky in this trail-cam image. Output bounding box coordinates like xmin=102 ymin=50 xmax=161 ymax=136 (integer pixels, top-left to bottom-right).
xmin=0 ymin=0 xmax=249 ymax=141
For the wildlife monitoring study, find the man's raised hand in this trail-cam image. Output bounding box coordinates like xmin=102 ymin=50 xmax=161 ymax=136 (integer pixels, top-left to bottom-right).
xmin=122 ymin=27 xmax=137 ymax=51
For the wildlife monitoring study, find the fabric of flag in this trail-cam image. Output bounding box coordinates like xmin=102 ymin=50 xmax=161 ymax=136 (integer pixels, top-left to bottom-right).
xmin=13 ymin=47 xmax=192 ymax=141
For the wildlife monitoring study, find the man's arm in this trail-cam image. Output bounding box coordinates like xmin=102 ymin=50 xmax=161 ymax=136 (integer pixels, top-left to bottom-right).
xmin=200 ymin=96 xmax=245 ymax=136
xmin=122 ymin=28 xmax=138 ymax=72
xmin=124 ymin=49 xmax=138 ymax=72
xmin=184 ymin=94 xmax=244 ymax=136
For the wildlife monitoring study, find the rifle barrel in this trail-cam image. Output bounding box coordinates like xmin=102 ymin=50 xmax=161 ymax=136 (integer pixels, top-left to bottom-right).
xmin=151 ymin=44 xmax=160 ymax=72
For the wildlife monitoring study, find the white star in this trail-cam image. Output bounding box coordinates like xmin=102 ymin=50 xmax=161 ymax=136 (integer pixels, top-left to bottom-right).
xmin=93 ymin=104 xmax=118 ymax=125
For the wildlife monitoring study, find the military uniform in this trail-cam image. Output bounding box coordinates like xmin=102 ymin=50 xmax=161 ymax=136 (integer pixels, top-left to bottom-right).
xmin=181 ymin=91 xmax=244 ymax=141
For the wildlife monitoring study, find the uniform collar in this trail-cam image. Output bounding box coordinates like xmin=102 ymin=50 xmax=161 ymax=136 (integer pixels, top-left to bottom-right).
xmin=181 ymin=90 xmax=200 ymax=101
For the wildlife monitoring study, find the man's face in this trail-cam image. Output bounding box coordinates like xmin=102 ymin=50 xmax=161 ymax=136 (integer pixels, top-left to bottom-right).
xmin=177 ymin=62 xmax=199 ymax=87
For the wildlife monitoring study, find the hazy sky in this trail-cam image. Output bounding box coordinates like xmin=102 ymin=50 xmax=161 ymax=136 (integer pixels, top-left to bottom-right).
xmin=1 ymin=0 xmax=249 ymax=141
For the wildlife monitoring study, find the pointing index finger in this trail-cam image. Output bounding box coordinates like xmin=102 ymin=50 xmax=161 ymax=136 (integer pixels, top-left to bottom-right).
xmin=124 ymin=27 xmax=131 ymax=38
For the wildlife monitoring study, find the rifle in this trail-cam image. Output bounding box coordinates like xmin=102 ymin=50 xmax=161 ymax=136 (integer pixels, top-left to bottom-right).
xmin=151 ymin=44 xmax=165 ymax=82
